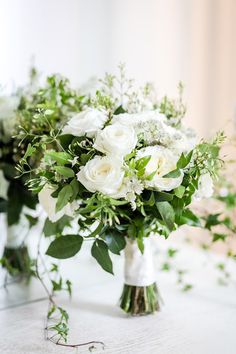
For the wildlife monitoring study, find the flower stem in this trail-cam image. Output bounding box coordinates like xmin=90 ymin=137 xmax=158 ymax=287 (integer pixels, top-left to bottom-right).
xmin=120 ymin=283 xmax=161 ymax=315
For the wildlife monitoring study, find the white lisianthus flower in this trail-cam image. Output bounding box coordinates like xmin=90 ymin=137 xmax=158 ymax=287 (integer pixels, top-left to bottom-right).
xmin=77 ymin=156 xmax=124 ymax=197
xmin=93 ymin=123 xmax=137 ymax=158
xmin=194 ymin=173 xmax=214 ymax=200
xmin=62 ymin=108 xmax=107 ymax=137
xmin=137 ymin=146 xmax=183 ymax=191
xmin=38 ymin=184 xmax=76 ymax=222
xmin=0 ymin=170 xmax=9 ymax=200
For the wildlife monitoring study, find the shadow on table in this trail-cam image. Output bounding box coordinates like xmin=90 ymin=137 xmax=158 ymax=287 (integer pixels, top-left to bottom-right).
xmin=72 ymin=300 xmax=127 ymax=319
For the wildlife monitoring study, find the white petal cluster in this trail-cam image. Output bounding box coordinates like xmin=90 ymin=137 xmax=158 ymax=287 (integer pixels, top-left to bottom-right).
xmin=137 ymin=146 xmax=183 ymax=191
xmin=77 ymin=156 xmax=124 ymax=197
xmin=60 ymin=105 xmax=199 ymax=204
xmin=94 ymin=123 xmax=137 ymax=158
xmin=62 ymin=108 xmax=108 ymax=137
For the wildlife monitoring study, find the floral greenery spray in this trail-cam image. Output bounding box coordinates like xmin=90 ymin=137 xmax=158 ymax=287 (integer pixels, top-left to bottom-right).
xmin=17 ymin=64 xmax=225 ymax=317
xmin=0 ymin=68 xmax=85 ymax=279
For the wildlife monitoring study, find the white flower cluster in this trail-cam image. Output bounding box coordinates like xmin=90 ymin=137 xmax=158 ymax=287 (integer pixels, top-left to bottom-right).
xmin=39 ymin=106 xmax=214 ymax=219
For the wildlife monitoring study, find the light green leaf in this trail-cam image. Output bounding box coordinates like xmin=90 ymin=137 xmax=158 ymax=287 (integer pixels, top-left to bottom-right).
xmin=56 ymin=185 xmax=73 ymax=212
xmin=54 ymin=166 xmax=75 ymax=178
xmin=46 ymin=151 xmax=72 ymax=165
xmin=174 ymin=185 xmax=185 ymax=198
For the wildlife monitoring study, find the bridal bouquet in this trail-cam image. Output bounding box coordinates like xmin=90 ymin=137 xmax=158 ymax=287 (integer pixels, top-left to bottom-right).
xmin=18 ymin=66 xmax=224 ymax=314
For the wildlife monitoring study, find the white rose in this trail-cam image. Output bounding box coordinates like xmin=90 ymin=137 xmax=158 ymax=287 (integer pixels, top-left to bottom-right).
xmin=38 ymin=184 xmax=76 ymax=222
xmin=194 ymin=173 xmax=214 ymax=200
xmin=137 ymin=146 xmax=183 ymax=191
xmin=62 ymin=108 xmax=107 ymax=137
xmin=93 ymin=123 xmax=137 ymax=158
xmin=0 ymin=170 xmax=9 ymax=200
xmin=77 ymin=156 xmax=124 ymax=197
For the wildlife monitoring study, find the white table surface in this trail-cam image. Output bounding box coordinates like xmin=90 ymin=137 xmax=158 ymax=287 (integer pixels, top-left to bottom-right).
xmin=0 ymin=232 xmax=236 ymax=354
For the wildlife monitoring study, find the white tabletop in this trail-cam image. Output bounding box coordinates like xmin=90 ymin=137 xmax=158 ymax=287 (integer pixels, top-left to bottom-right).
xmin=0 ymin=233 xmax=236 ymax=354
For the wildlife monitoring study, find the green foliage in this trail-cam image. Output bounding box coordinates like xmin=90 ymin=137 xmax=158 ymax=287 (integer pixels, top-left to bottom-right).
xmin=91 ymin=239 xmax=113 ymax=274
xmin=56 ymin=185 xmax=73 ymax=212
xmin=46 ymin=235 xmax=83 ymax=259
xmin=43 ymin=215 xmax=71 ymax=237
xmin=104 ymin=230 xmax=126 ymax=255
xmin=156 ymin=201 xmax=175 ymax=232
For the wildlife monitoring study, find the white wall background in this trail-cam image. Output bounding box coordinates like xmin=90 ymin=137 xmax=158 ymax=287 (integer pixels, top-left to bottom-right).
xmin=0 ymin=0 xmax=236 ymax=137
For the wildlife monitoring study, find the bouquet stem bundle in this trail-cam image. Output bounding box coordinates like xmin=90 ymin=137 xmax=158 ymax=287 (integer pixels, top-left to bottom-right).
xmin=120 ymin=282 xmax=161 ymax=315
xmin=120 ymin=237 xmax=161 ymax=315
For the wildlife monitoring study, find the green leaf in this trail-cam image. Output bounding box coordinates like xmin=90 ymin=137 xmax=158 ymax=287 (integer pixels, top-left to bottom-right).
xmin=113 ymin=105 xmax=126 ymax=115
xmin=178 ymin=208 xmax=201 ymax=227
xmin=56 ymin=185 xmax=73 ymax=212
xmin=54 ymin=166 xmax=74 ymax=178
xmin=154 ymin=191 xmax=173 ymax=202
xmin=163 ymin=169 xmax=181 ymax=178
xmin=91 ymin=239 xmax=113 ymax=274
xmin=46 ymin=151 xmax=72 ymax=165
xmin=156 ymin=201 xmax=175 ymax=231
xmin=137 ymin=236 xmax=145 ymax=254
xmin=136 ymin=156 xmax=151 ymax=171
xmin=25 ymin=214 xmax=38 ymax=228
xmin=23 ymin=143 xmax=37 ymax=160
xmin=212 ymin=233 xmax=227 ymax=242
xmin=205 ymin=213 xmax=221 ymax=230
xmin=104 ymin=230 xmax=126 ymax=255
xmin=46 ymin=235 xmax=83 ymax=259
xmin=174 ymin=185 xmax=185 ymax=198
xmin=89 ymin=222 xmax=104 ymax=238
xmin=43 ymin=215 xmax=71 ymax=237
xmin=177 ymin=151 xmax=193 ymax=169
xmin=70 ymin=178 xmax=79 ymax=201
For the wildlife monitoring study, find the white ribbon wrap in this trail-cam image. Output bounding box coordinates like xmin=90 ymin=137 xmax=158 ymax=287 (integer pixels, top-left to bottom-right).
xmin=124 ymin=237 xmax=156 ymax=287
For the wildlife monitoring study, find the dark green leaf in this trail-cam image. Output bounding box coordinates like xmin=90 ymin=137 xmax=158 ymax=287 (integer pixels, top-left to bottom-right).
xmin=212 ymin=233 xmax=227 ymax=242
xmin=156 ymin=201 xmax=175 ymax=231
xmin=46 ymin=235 xmax=83 ymax=259
xmin=114 ymin=105 xmax=126 ymax=115
xmin=91 ymin=239 xmax=113 ymax=274
xmin=155 ymin=191 xmax=173 ymax=202
xmin=43 ymin=215 xmax=71 ymax=237
xmin=178 ymin=208 xmax=201 ymax=227
xmin=104 ymin=230 xmax=126 ymax=255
